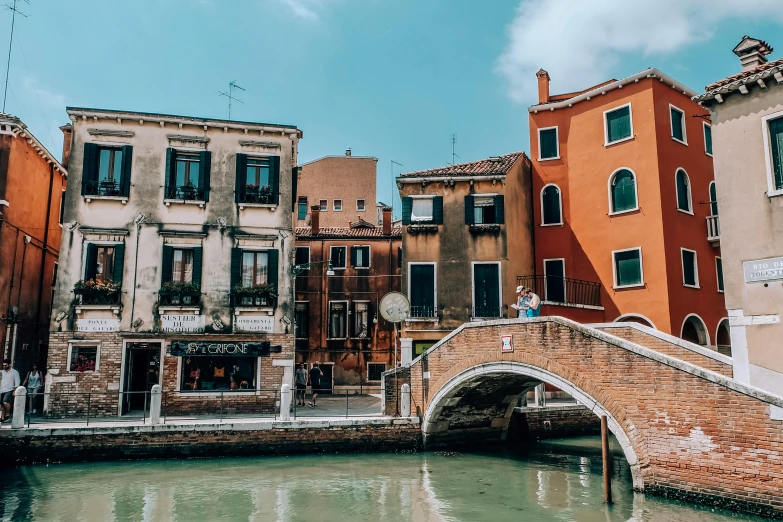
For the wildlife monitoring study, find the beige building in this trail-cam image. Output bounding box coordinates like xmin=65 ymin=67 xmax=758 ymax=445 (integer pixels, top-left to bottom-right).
xmin=296 ymin=150 xmax=377 ymax=228
xmin=696 ymin=36 xmax=783 ymax=395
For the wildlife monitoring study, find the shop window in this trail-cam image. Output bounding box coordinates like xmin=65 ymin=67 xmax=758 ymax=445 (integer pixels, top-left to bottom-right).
xmin=613 ymin=248 xmax=643 ymax=288
xmin=295 ymin=302 xmax=309 ymax=339
xmin=297 ymin=197 xmax=308 ymax=220
xmin=328 ymin=301 xmax=347 ymax=339
xmin=465 ymin=195 xmax=504 ymax=225
xmin=670 ymin=105 xmax=687 ymax=144
xmin=351 ymin=246 xmax=370 ymax=268
xmin=541 ymin=185 xmax=562 ymax=225
xmin=605 ymin=104 xmax=633 ymax=144
xmin=334 ymin=199 xmax=343 ymax=211
xmin=609 ymin=169 xmax=638 ymax=214
xmin=330 ymin=246 xmax=347 ymax=269
xmin=538 ymin=127 xmax=559 ymax=160
xmin=180 ymin=356 xmax=257 ymax=391
xmin=352 ymin=301 xmax=370 ymax=338
xmin=69 ymin=344 xmax=98 ymax=372
xmin=367 ymin=363 xmax=386 ymax=382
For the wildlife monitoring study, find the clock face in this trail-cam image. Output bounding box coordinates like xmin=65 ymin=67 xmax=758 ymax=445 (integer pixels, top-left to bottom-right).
xmin=379 ymin=292 xmax=410 ymax=323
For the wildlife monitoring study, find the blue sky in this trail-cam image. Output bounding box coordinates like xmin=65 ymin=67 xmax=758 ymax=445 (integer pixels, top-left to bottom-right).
xmin=5 ymin=0 xmax=783 ymax=216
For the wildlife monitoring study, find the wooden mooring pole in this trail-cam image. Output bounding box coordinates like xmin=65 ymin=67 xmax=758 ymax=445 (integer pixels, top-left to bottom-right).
xmin=601 ymin=415 xmax=613 ymax=504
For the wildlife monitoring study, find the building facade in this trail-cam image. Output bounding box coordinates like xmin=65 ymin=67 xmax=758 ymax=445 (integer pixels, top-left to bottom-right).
xmin=0 ymin=115 xmax=67 ymax=375
xmin=695 ymin=36 xmax=783 ymax=394
xmin=47 ymin=107 xmax=300 ymax=416
xmin=529 ymin=68 xmax=727 ymax=351
xmin=396 ymin=152 xmax=534 ymax=359
xmin=295 ymin=151 xmax=377 ymax=229
xmin=294 ymin=206 xmax=401 ymax=390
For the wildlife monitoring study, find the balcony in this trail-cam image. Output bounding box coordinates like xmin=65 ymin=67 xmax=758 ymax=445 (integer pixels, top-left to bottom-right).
xmin=231 ymin=285 xmax=277 ymax=309
xmin=408 ymin=306 xmax=437 ymax=319
xmin=237 ymin=185 xmax=277 ymax=209
xmin=472 ymin=306 xmax=503 ymax=320
xmin=83 ymin=180 xmax=128 ymax=203
xmin=164 ymin=185 xmax=209 ymax=207
xmin=707 ymin=215 xmax=720 ymax=245
xmin=517 ymin=275 xmax=602 ymax=309
xmin=73 ymin=281 xmax=122 ymax=315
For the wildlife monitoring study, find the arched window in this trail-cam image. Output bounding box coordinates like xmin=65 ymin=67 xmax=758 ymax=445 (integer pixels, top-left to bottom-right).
xmin=709 ymin=181 xmax=718 ymax=216
xmin=609 ymin=168 xmax=638 ymax=213
xmin=541 ymin=184 xmax=562 ymax=225
xmin=614 ymin=314 xmax=655 ymax=329
xmin=675 ymin=169 xmax=692 ymax=212
xmin=716 ymin=318 xmax=731 ymax=356
xmin=681 ymin=314 xmax=709 ymax=346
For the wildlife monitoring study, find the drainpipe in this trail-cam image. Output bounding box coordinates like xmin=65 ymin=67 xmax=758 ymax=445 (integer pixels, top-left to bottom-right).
xmin=129 ymin=220 xmax=142 ymax=327
xmin=12 ymin=235 xmax=30 ymax=365
xmin=35 ymin=163 xmax=55 ymax=350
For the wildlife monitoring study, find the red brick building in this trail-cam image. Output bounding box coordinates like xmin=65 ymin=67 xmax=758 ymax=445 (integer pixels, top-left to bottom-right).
xmin=0 ymin=115 xmax=67 ymax=374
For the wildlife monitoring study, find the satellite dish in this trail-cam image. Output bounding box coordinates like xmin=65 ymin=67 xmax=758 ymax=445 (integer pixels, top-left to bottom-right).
xmin=379 ymin=292 xmax=410 ymax=323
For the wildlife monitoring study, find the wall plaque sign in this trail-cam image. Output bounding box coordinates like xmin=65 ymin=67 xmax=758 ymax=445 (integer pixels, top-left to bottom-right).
xmin=168 ymin=341 xmax=282 ymax=357
xmin=235 ymin=316 xmax=274 ymax=333
xmin=161 ymin=314 xmax=205 ymax=333
xmin=76 ymin=318 xmax=120 ymax=332
xmin=743 ymin=257 xmax=783 ymax=283
xmin=501 ymin=334 xmax=514 ymax=353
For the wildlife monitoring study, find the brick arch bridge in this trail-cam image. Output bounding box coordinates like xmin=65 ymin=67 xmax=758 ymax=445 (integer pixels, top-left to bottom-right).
xmin=384 ymin=317 xmax=783 ymax=518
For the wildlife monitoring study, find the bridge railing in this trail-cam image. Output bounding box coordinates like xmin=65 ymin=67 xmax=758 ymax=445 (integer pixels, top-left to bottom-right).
xmin=517 ymin=275 xmax=602 ymax=308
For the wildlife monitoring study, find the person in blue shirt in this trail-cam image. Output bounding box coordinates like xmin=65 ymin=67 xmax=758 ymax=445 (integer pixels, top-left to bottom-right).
xmin=525 ymin=289 xmax=541 ymax=318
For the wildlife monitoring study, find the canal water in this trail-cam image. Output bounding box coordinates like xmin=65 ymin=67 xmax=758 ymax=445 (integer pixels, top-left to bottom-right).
xmin=0 ymin=436 xmax=770 ymax=521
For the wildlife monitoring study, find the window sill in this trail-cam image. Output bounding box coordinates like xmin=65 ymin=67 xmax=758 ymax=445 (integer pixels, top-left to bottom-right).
xmin=405 ymin=317 xmax=438 ymax=323
xmin=84 ymin=195 xmax=128 ymax=204
xmin=608 ymin=207 xmax=640 ymax=216
xmin=676 ymin=208 xmax=694 ymax=216
xmin=718 ymin=289 xmax=724 ymax=294
xmin=68 ymin=370 xmax=100 ymax=374
xmin=407 ymin=224 xmax=439 ymax=234
xmin=352 ymin=266 xmax=371 ymax=270
xmin=767 ymin=188 xmax=783 ymax=198
xmin=74 ymin=304 xmax=122 ymax=315
xmin=327 ymin=338 xmax=347 ymax=341
xmin=540 ymin=222 xmax=564 ymax=227
xmin=238 ymin=203 xmax=277 ymax=211
xmin=158 ymin=305 xmax=201 ymax=314
xmin=233 ymin=306 xmax=274 ymax=315
xmin=469 ymin=224 xmax=501 ymax=233
xmin=604 ymin=135 xmax=635 ymax=147
xmin=538 ymin=156 xmax=560 ymax=162
xmin=705 ymin=151 xmax=713 ymax=158
xmin=164 ymin=199 xmax=206 ymax=208
xmin=683 ymin=284 xmax=701 ymax=289
xmin=671 ymin=136 xmax=688 ymax=146
xmin=613 ymin=283 xmax=645 ymax=290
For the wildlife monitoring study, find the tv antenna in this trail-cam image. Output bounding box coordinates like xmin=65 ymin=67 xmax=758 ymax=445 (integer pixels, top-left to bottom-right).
xmin=451 ymin=134 xmax=461 ymax=165
xmin=218 ymin=80 xmax=245 ymax=120
xmin=3 ymin=0 xmax=29 ymax=113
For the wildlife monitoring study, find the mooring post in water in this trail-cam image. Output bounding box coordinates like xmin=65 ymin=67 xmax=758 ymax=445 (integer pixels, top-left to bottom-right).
xmin=601 ymin=415 xmax=612 ymax=504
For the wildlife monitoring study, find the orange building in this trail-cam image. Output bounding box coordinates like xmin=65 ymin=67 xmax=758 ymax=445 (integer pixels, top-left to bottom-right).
xmin=527 ymin=68 xmax=728 ymax=351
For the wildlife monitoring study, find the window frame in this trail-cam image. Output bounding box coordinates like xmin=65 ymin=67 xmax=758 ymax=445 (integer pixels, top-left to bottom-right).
xmin=329 ymin=246 xmax=347 ymax=269
xmin=67 ymin=341 xmax=101 ymax=373
xmin=680 ymin=247 xmax=700 ymax=289
xmin=761 ymin=109 xmax=783 ymax=197
xmin=471 ymin=194 xmax=499 ymax=225
xmin=607 ymin=167 xmax=639 ymax=215
xmin=297 ymin=197 xmax=308 ymax=220
xmin=295 ymin=246 xmax=310 ymax=267
xmin=540 ymin=184 xmax=563 ymax=226
xmin=295 ymin=301 xmax=309 ymax=339
xmin=351 ymin=300 xmax=371 ymax=339
xmin=612 ymin=247 xmax=644 ymax=289
xmin=333 ymin=199 xmax=343 ymax=212
xmin=240 ymin=250 xmax=269 ymax=287
xmin=603 ymin=103 xmax=634 ymax=146
xmin=675 ymin=168 xmax=693 ymax=214
xmin=543 ymin=258 xmax=566 ymax=303
xmin=367 ymin=363 xmax=386 ymax=382
xmin=351 ymin=245 xmax=371 ymax=269
xmin=327 ymin=300 xmax=349 ymax=340
xmin=537 ymin=126 xmax=560 ymax=161
xmin=356 ymin=199 xmax=366 ymax=211
xmin=407 ymin=262 xmax=437 ymax=318
xmin=319 ymin=199 xmax=328 ymax=211
xmin=669 ymin=104 xmax=688 ymax=145
xmin=716 ymin=256 xmax=724 ymax=293
xmin=58 ymin=189 xmax=65 ymax=226
xmin=470 ymin=261 xmax=502 ymax=319
xmin=708 ymin=181 xmax=718 ymax=216
xmin=410 ymin=195 xmax=435 ymax=222
xmin=703 ymin=121 xmax=713 ymax=157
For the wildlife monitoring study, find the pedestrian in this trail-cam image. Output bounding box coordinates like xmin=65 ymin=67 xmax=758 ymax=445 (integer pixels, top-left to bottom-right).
xmin=295 ymin=363 xmax=307 ymax=406
xmin=308 ymin=362 xmax=323 ymax=408
xmin=526 ymin=288 xmax=541 ymax=318
xmin=511 ymin=286 xmax=530 ymax=317
xmin=1 ymin=359 xmax=20 ymax=422
xmin=22 ymin=363 xmax=42 ymax=414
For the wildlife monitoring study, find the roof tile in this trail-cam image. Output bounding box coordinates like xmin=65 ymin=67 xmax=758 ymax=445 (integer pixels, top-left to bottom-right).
xmin=705 ymin=57 xmax=783 ymax=91
xmin=398 ymin=152 xmax=524 ymax=179
xmin=296 ymin=226 xmax=402 ymax=239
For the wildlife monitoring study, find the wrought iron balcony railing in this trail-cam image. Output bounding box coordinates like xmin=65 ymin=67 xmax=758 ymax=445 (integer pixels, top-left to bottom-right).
xmin=472 ymin=306 xmax=504 ymax=319
xmin=231 ymin=290 xmax=277 ymax=308
xmin=165 ymin=185 xmax=209 ymax=202
xmin=158 ymin=290 xmax=202 ymax=307
xmin=237 ymin=186 xmax=277 ymax=204
xmin=517 ymin=275 xmax=602 ymax=308
xmin=74 ymin=288 xmax=122 ymax=306
xmin=408 ymin=305 xmax=437 ymax=319
xmin=83 ymin=179 xmax=127 ymax=198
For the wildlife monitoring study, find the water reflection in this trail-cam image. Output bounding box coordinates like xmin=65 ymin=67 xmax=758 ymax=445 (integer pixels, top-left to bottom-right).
xmin=0 ymin=436 xmax=770 ymax=522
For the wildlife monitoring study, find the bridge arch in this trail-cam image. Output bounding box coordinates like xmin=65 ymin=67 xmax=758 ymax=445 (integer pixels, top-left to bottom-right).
xmin=422 ymin=361 xmax=643 ymax=490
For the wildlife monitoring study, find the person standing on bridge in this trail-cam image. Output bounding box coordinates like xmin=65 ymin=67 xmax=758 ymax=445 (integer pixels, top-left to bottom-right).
xmin=525 ymin=288 xmax=541 ymax=318
xmin=511 ymin=286 xmax=529 ymax=317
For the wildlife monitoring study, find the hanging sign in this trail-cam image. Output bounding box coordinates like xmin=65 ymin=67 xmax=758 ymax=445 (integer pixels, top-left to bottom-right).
xmin=77 ymin=318 xmax=120 ymax=332
xmin=235 ymin=316 xmax=274 ymax=333
xmin=501 ymin=334 xmax=514 ymax=353
xmin=161 ymin=314 xmax=205 ymax=333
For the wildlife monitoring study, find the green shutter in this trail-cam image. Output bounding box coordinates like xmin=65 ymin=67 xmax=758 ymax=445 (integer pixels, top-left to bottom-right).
xmin=112 ymin=243 xmax=125 ymax=285
xmin=671 ymin=108 xmax=684 ymax=141
xmin=473 ymin=264 xmax=500 ymax=317
xmin=709 ymin=182 xmax=718 ymax=216
xmin=615 ymin=250 xmax=641 ymax=286
xmin=432 ymin=196 xmax=443 ymax=224
xmin=81 ymin=143 xmax=98 ymax=195
xmin=192 ymin=247 xmax=202 ymax=287
xmin=716 ymin=258 xmax=724 ymax=291
xmin=350 ymin=246 xmax=357 ymax=267
xmin=682 ymin=250 xmax=696 ymax=286
xmin=267 ymin=249 xmax=279 ymax=290
xmin=165 ymin=148 xmax=174 ymax=197
xmin=292 ymin=166 xmax=299 ymax=210
xmin=235 ymin=153 xmax=247 ymax=203
xmin=410 ymin=265 xmax=434 ymax=309
xmin=161 ymin=245 xmax=174 ymax=283
xmin=401 ymin=197 xmax=412 ymax=225
xmin=543 ymin=185 xmax=561 ymax=224
xmin=84 ymin=243 xmax=98 ymax=280
xmin=269 ymin=156 xmax=280 ymax=205
xmin=120 ymin=145 xmax=133 ymax=197
xmin=704 ymin=125 xmax=713 ymax=155
xmin=494 ymin=195 xmax=505 ymax=224
xmin=676 ymin=170 xmax=690 ymax=211
xmin=612 ymin=170 xmax=636 ymax=212
xmin=464 ymin=195 xmax=475 ymax=224
xmin=199 ymin=150 xmax=211 ymax=202
xmin=770 ymin=117 xmax=783 ymax=190
xmin=607 ymin=106 xmax=631 ymax=143
xmin=539 ymin=128 xmax=558 ymax=159
xmin=230 ymin=248 xmax=242 ymax=289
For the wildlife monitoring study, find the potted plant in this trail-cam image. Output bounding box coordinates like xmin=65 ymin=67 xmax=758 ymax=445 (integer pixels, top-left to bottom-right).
xmin=232 ymin=283 xmax=277 ymax=306
xmin=160 ymin=281 xmax=201 ymax=305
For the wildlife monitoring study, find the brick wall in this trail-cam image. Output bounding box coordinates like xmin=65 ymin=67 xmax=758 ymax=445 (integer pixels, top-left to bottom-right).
xmin=507 ymin=405 xmax=601 ymax=442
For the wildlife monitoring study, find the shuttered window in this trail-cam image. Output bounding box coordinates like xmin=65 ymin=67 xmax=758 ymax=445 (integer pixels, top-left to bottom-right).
xmin=165 ymin=149 xmax=211 ymax=202
xmin=84 ymin=243 xmax=124 ymax=285
xmin=539 ymin=127 xmax=559 ymax=159
xmin=704 ymin=124 xmax=713 ymax=155
xmin=605 ymin=105 xmax=632 ymax=144
xmin=297 ymin=197 xmax=308 ymax=220
xmin=610 ymin=169 xmax=637 ymax=213
xmin=330 ymin=246 xmax=346 ymax=269
xmin=676 ymin=169 xmax=691 ymax=212
xmin=542 ymin=185 xmax=562 ymax=225
xmin=709 ymin=182 xmax=718 ymax=216
xmin=236 ymin=154 xmax=279 ymax=204
xmin=473 ymin=263 xmax=501 ymax=318
xmin=350 ymin=246 xmax=370 ymax=268
xmin=716 ymin=258 xmax=724 ymax=292
xmin=770 ymin=116 xmax=783 ymax=190
xmin=614 ymin=248 xmax=642 ymax=288
xmin=81 ymin=144 xmax=132 ymax=198
xmin=402 ymin=197 xmax=443 ymax=225
xmin=295 ymin=247 xmax=310 ymax=266
xmin=682 ymin=249 xmax=698 ymax=287
xmin=409 ymin=264 xmax=435 ymax=318
xmin=670 ymin=106 xmax=686 ymax=143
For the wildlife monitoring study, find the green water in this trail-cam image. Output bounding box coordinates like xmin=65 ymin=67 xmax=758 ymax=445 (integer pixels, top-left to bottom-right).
xmin=0 ymin=436 xmax=771 ymax=521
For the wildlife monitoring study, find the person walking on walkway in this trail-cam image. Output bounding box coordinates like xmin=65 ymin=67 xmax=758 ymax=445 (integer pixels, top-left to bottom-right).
xmin=525 ymin=288 xmax=541 ymax=318
xmin=1 ymin=359 xmax=20 ymax=422
xmin=295 ymin=364 xmax=307 ymax=406
xmin=308 ymin=362 xmax=323 ymax=408
xmin=22 ymin=363 xmax=42 ymax=414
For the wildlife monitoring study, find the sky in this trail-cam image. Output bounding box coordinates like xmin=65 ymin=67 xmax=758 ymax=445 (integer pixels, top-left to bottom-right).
xmin=4 ymin=0 xmax=783 ymax=217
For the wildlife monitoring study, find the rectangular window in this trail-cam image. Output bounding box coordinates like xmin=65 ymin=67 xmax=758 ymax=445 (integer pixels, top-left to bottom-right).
xmin=768 ymin=115 xmax=783 ymax=191
xmin=180 ymin=356 xmax=257 ymax=392
xmin=472 ymin=263 xmax=501 ymax=318
xmin=175 ymin=151 xmax=201 ymax=192
xmin=473 ymin=196 xmax=498 ymax=224
xmin=319 ymin=199 xmax=328 ymax=211
xmin=328 ymin=301 xmax=348 ymax=339
xmin=704 ymin=123 xmax=713 ymax=156
xmin=605 ymin=105 xmax=633 ymax=144
xmin=543 ymin=259 xmax=566 ymax=303
xmin=613 ymin=248 xmax=643 ymax=288
xmin=52 ymin=262 xmax=58 ymax=286
xmin=414 ymin=341 xmax=435 ymax=356
xmin=670 ymin=105 xmax=687 ymax=144
xmin=352 ymin=301 xmax=370 ymax=338
xmin=716 ymin=257 xmax=724 ymax=293
xmin=58 ymin=190 xmax=65 ymax=224
xmin=297 ymin=197 xmax=308 ymax=220
xmin=330 ymin=246 xmax=346 ymax=269
xmin=334 ymin=199 xmax=343 ymax=211
xmin=538 ymin=127 xmax=559 ymax=160
xmin=171 ymin=249 xmax=195 ymax=283
xmin=409 ymin=263 xmax=436 ymax=318
xmin=351 ymin=246 xmax=370 ymax=268
xmin=245 ymin=157 xmax=271 ymax=190
xmin=411 ymin=198 xmax=434 ymax=221
xmin=295 ymin=246 xmax=310 ymax=266
xmin=295 ymin=302 xmax=309 ymax=339
xmin=69 ymin=345 xmax=98 ymax=373
xmin=94 ymin=246 xmax=115 ymax=283
xmin=357 ymin=199 xmax=366 ymax=211
xmin=91 ymin=146 xmax=124 ymax=197
xmin=241 ymin=251 xmax=269 ymax=287
xmin=367 ymin=363 xmax=386 ymax=382
xmin=681 ymin=248 xmax=698 ymax=288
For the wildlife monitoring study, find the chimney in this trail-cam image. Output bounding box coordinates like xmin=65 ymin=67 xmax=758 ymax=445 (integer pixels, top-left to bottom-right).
xmin=536 ymin=69 xmax=550 ymax=104
xmin=382 ymin=207 xmax=392 ymax=235
xmin=345 ymin=148 xmax=352 ymax=157
xmin=310 ymin=205 xmax=320 ymax=235
xmin=733 ymin=35 xmax=773 ymax=72
xmin=59 ymin=124 xmax=73 ymax=169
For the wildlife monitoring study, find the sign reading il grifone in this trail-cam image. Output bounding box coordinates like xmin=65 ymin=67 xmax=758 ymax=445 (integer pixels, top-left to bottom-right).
xmin=161 ymin=314 xmax=205 ymax=333
xmin=743 ymin=257 xmax=783 ymax=283
xmin=169 ymin=341 xmax=273 ymax=357
xmin=76 ymin=318 xmax=120 ymax=332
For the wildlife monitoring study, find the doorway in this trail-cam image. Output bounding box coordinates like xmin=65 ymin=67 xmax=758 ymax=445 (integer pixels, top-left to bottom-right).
xmin=317 ymin=362 xmax=334 ymax=395
xmin=543 ymin=259 xmax=566 ymax=303
xmin=473 ymin=262 xmax=501 ymax=318
xmin=123 ymin=342 xmax=162 ymax=414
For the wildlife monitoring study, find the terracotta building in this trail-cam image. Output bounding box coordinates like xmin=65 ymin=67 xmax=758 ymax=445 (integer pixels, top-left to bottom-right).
xmin=695 ymin=36 xmax=783 ymax=393
xmin=396 ymin=152 xmax=534 ymax=360
xmin=295 ymin=151 xmax=377 ymax=228
xmin=528 ymin=68 xmax=727 ymax=350
xmin=0 ymin=115 xmax=67 ymax=375
xmin=294 ymin=206 xmax=401 ymax=390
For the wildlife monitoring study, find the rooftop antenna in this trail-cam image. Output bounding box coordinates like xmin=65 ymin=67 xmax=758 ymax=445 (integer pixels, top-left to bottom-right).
xmin=2 ymin=0 xmax=28 ymax=113
xmin=451 ymin=134 xmax=461 ymax=165
xmin=218 ymin=80 xmax=245 ymax=120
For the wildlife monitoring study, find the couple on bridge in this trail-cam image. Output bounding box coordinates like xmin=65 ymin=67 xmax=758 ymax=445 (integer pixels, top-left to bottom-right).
xmin=512 ymin=286 xmax=540 ymax=318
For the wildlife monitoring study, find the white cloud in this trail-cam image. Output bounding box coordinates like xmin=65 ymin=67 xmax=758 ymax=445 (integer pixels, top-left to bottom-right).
xmin=497 ymin=0 xmax=783 ymax=103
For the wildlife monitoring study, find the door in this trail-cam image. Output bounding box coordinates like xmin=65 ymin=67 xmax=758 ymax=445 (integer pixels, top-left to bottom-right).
xmin=123 ymin=342 xmax=161 ymax=414
xmin=473 ymin=263 xmax=500 ymax=318
xmin=319 ymin=363 xmax=334 ymax=395
xmin=544 ymin=259 xmax=566 ymax=303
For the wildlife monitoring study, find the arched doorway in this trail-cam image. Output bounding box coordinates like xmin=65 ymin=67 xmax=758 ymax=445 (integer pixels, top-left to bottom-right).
xmin=614 ymin=314 xmax=656 ymax=329
xmin=681 ymin=314 xmax=709 ymax=346
xmin=716 ymin=318 xmax=731 ymax=356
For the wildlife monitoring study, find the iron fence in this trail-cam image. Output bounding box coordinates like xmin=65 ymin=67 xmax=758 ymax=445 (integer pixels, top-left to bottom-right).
xmin=517 ymin=275 xmax=602 ymax=307
xmin=82 ymin=179 xmax=127 ymax=198
xmin=164 ymin=185 xmax=209 ymax=201
xmin=408 ymin=305 xmax=437 ymax=319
